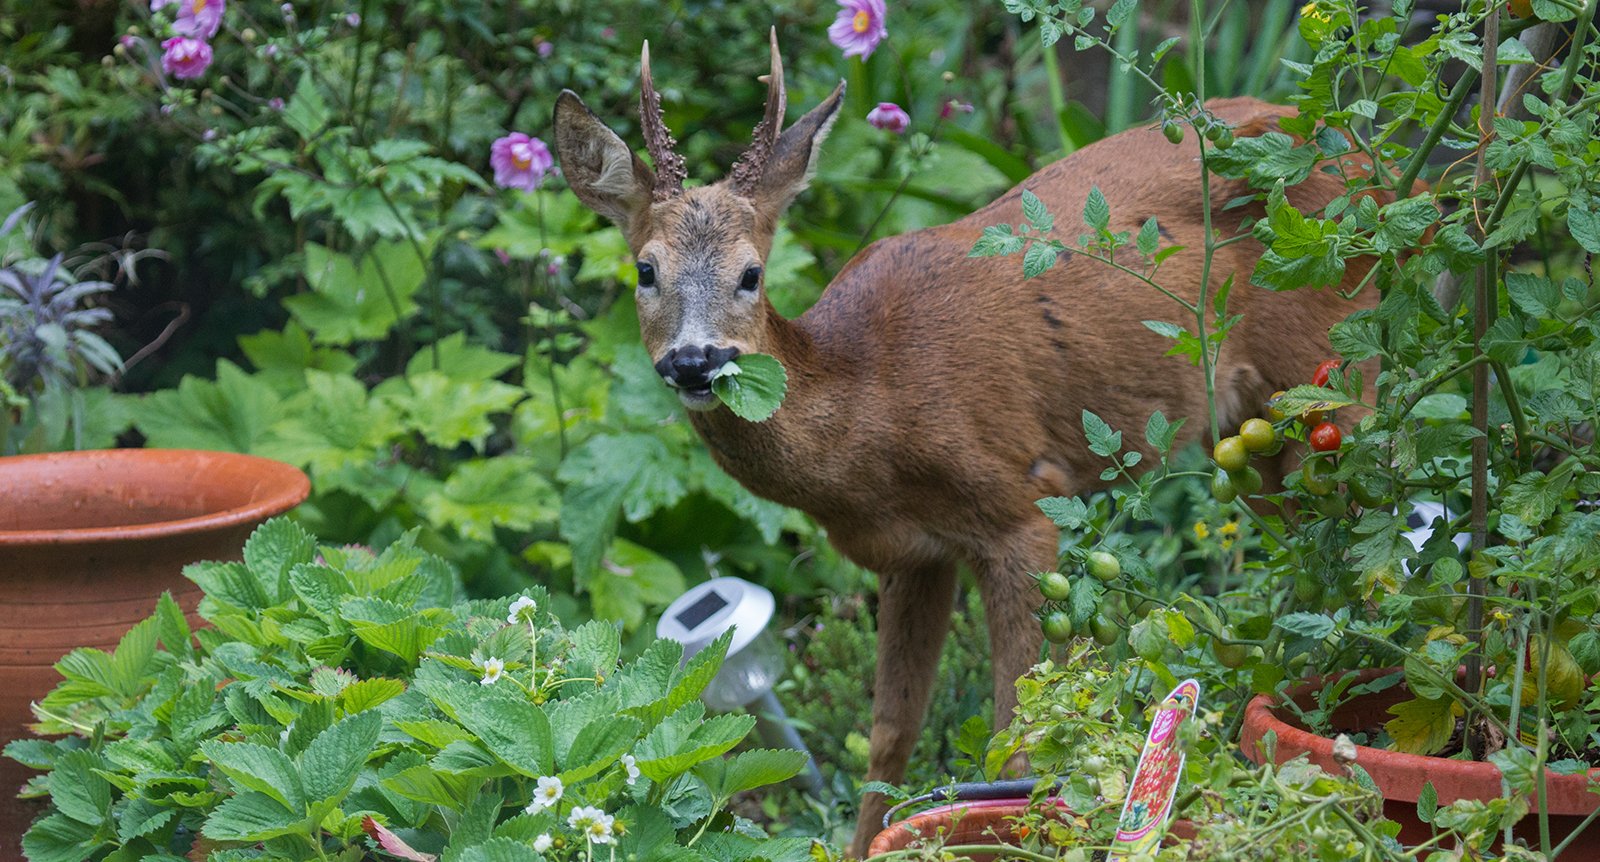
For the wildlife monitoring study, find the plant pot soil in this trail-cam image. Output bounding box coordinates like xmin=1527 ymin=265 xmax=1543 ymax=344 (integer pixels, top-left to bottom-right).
xmin=0 ymin=448 xmax=309 ymax=858
xmin=1241 ymin=667 xmax=1600 ymax=854
xmin=867 ymin=799 xmax=1194 ymax=860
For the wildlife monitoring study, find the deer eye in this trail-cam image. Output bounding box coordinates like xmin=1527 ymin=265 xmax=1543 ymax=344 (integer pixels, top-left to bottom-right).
xmin=636 ymin=261 xmax=656 ymax=287
xmin=738 ymin=265 xmax=762 ymax=292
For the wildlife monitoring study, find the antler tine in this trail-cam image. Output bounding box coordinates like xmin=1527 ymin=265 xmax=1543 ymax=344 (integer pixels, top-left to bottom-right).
xmin=639 ymin=41 xmax=686 ymax=201
xmin=730 ymin=27 xmax=787 ymax=195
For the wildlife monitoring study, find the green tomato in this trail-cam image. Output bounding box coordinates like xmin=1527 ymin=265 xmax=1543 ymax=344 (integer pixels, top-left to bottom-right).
xmin=1214 ymin=436 xmax=1250 ymax=472
xmin=1038 ymin=571 xmax=1073 ymax=602
xmin=1090 ymin=613 xmax=1121 ymax=646
xmin=1162 ymin=120 xmax=1185 ymax=144
xmin=1228 ymin=465 xmax=1263 ymax=496
xmin=1086 ymin=550 xmax=1122 ymax=582
xmin=1211 ymin=470 xmax=1238 ymax=504
xmin=1294 ymin=572 xmax=1323 ymax=605
xmin=1312 ymin=492 xmax=1348 ymax=519
xmin=1214 ymin=639 xmax=1249 ymax=669
xmin=1301 ymin=458 xmax=1338 ymax=496
xmin=1239 ymin=418 xmax=1278 ymax=453
xmin=1042 ymin=611 xmax=1075 ymax=644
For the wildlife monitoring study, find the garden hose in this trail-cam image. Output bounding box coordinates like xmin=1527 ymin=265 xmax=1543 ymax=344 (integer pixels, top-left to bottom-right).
xmin=880 ymin=778 xmax=1063 ymax=827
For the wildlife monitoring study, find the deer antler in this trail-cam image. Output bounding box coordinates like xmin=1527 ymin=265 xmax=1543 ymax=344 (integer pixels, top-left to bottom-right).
xmin=639 ymin=41 xmax=686 ymax=201
xmin=730 ymin=28 xmax=787 ymax=195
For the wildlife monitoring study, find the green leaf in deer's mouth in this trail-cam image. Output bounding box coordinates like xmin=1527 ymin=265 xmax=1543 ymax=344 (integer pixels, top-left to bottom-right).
xmin=710 ymin=354 xmax=788 ymax=422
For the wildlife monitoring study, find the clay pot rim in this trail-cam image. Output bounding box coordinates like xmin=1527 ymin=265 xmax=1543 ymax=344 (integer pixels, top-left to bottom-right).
xmin=867 ymin=798 xmax=1195 ymax=856
xmin=867 ymin=799 xmax=1058 ymax=857
xmin=1241 ymin=667 xmax=1600 ymax=808
xmin=0 ymin=449 xmax=309 ymax=546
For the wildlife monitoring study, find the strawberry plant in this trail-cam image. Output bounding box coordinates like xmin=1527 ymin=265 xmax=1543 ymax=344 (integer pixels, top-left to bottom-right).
xmin=5 ymin=519 xmax=817 ymax=861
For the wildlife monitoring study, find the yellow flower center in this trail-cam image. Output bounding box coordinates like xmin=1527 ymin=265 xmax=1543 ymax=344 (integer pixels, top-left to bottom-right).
xmin=852 ymin=10 xmax=871 ymax=33
xmin=512 ymin=144 xmax=533 ymax=170
xmin=194 ymin=0 xmax=207 ymax=11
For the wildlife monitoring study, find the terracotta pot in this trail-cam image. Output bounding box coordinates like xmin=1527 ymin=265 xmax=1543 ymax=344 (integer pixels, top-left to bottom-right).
xmin=867 ymin=799 xmax=1194 ymax=860
xmin=1241 ymin=668 xmax=1600 ymax=854
xmin=0 ymin=448 xmax=309 ymax=858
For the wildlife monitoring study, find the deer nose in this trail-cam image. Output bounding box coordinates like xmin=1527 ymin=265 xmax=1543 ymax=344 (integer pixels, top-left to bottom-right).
xmin=656 ymin=345 xmax=741 ymax=390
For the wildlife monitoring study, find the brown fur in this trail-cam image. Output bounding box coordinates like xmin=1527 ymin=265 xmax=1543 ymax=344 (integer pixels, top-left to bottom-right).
xmin=557 ymin=81 xmax=1379 ymax=856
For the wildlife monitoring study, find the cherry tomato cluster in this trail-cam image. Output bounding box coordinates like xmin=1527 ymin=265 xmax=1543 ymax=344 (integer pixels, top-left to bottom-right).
xmin=1209 ymin=417 xmax=1278 ymax=504
xmin=1035 ymin=550 xmax=1123 ymax=645
xmin=1159 ymin=111 xmax=1234 ymax=148
xmin=1212 ymin=359 xmax=1354 ymax=508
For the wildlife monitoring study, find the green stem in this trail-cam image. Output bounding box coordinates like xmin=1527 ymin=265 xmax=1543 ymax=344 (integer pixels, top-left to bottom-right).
xmin=1078 ymin=248 xmax=1196 ymax=311
xmin=1190 ymin=0 xmax=1222 ymax=445
xmin=1396 ymin=352 xmax=1493 ymax=418
xmin=535 ymin=190 xmax=568 ymax=459
xmin=1040 ymin=38 xmax=1073 ymax=152
xmin=1394 ymin=69 xmax=1480 ymax=198
xmin=1464 ymin=6 xmax=1501 ymax=735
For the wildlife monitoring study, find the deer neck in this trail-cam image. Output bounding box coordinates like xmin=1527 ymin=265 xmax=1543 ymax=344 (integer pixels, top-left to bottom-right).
xmin=685 ymin=307 xmax=853 ymax=509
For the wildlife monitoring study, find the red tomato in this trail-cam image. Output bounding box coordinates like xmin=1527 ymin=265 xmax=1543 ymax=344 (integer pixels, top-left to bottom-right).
xmin=1312 ymin=359 xmax=1341 ymax=388
xmin=1309 ymin=422 xmax=1343 ymax=452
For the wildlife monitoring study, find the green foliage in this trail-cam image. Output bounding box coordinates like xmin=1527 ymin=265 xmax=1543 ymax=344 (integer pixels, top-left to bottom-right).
xmin=0 ymin=210 xmax=129 ymax=454
xmin=777 ymin=590 xmax=993 ymax=827
xmin=985 ymin=8 xmax=1600 ymax=851
xmin=6 ymin=518 xmax=819 ymax=860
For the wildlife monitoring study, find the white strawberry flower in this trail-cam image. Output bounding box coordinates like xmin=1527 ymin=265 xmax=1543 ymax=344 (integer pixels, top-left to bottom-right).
xmin=532 ymin=833 xmax=554 ymax=852
xmin=585 ymin=811 xmax=616 ymax=845
xmin=507 ymin=595 xmax=538 ymax=625
xmin=525 ymin=775 xmax=564 ymax=813
xmin=479 ymin=656 xmax=505 ymax=686
xmin=621 ymin=753 xmax=640 ymax=785
xmin=568 ymin=805 xmax=616 ymax=844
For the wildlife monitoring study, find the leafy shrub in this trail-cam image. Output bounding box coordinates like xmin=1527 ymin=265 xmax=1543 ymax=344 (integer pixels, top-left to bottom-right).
xmin=979 ymin=1 xmax=1600 ymax=853
xmin=0 ymin=203 xmax=130 ymax=454
xmin=6 ymin=518 xmax=819 ymax=861
xmin=782 ymin=589 xmax=993 ymax=791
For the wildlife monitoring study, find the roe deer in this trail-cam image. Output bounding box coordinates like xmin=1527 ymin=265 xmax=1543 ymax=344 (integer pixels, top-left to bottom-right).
xmin=553 ymin=32 xmax=1380 ymax=856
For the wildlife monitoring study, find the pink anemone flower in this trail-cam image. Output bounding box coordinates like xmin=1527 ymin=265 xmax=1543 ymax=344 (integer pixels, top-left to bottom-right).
xmin=490 ymin=133 xmax=554 ymax=191
xmin=828 ymin=0 xmax=887 ymax=59
xmin=161 ymin=36 xmax=213 ymax=80
xmin=866 ymin=102 xmax=910 ymax=133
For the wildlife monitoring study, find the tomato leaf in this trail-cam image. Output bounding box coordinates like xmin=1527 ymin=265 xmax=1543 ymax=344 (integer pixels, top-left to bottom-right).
xmin=1384 ymin=696 xmax=1455 ymax=755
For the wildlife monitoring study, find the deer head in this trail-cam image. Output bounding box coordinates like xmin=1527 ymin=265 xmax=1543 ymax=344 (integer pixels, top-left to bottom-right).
xmin=553 ymin=30 xmax=844 ymax=410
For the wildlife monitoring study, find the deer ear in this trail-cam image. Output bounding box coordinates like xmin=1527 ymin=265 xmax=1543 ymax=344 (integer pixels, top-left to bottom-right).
xmin=749 ymin=81 xmax=845 ymax=221
xmin=553 ymin=90 xmax=655 ymax=239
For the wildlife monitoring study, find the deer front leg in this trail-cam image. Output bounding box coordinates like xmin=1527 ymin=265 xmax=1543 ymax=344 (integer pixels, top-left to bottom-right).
xmin=848 ymin=555 xmax=959 ymax=858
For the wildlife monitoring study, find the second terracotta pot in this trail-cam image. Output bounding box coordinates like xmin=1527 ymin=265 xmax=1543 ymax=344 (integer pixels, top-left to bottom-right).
xmin=1241 ymin=668 xmax=1600 ymax=854
xmin=867 ymin=799 xmax=1194 ymax=860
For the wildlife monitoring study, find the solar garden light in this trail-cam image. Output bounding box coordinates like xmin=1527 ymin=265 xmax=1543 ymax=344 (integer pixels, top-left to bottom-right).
xmin=657 ymin=576 xmax=826 ymax=798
